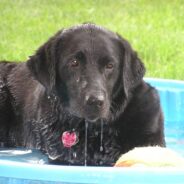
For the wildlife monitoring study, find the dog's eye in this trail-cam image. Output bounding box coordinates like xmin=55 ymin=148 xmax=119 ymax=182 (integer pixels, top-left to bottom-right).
xmin=70 ymin=60 xmax=79 ymax=67
xmin=105 ymin=63 xmax=114 ymax=69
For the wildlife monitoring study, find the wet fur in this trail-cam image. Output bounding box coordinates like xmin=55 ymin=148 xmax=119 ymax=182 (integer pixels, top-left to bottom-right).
xmin=0 ymin=24 xmax=165 ymax=166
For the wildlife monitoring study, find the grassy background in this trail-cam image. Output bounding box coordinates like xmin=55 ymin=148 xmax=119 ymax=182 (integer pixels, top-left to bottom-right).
xmin=0 ymin=0 xmax=184 ymax=80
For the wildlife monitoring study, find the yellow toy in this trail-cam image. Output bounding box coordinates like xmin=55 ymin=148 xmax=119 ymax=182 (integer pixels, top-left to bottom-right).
xmin=115 ymin=146 xmax=184 ymax=167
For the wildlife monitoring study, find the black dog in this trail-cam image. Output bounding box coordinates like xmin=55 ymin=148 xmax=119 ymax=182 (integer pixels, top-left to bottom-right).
xmin=0 ymin=24 xmax=165 ymax=166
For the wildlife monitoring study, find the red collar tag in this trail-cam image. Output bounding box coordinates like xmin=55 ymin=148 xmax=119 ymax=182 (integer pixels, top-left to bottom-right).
xmin=61 ymin=131 xmax=78 ymax=148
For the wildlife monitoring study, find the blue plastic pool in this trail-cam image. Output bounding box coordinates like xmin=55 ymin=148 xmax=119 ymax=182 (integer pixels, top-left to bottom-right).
xmin=0 ymin=78 xmax=184 ymax=184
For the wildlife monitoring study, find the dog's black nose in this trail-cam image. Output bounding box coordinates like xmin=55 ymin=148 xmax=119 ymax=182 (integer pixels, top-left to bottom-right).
xmin=86 ymin=95 xmax=104 ymax=107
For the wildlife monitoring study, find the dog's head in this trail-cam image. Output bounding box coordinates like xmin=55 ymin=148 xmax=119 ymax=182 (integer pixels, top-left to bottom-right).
xmin=27 ymin=24 xmax=145 ymax=122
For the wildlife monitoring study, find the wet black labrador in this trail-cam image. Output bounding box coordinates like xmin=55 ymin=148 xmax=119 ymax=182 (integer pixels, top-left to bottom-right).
xmin=0 ymin=24 xmax=165 ymax=166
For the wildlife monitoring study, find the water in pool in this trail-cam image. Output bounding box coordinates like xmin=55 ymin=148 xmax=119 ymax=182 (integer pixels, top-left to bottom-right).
xmin=0 ymin=148 xmax=49 ymax=164
xmin=0 ymin=125 xmax=184 ymax=164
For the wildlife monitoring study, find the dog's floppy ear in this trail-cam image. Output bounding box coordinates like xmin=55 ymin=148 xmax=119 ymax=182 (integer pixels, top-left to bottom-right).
xmin=117 ymin=35 xmax=145 ymax=97
xmin=27 ymin=31 xmax=62 ymax=93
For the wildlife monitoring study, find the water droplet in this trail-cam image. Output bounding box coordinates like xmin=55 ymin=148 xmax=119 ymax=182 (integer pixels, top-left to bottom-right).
xmin=95 ymin=131 xmax=99 ymax=136
xmin=84 ymin=120 xmax=88 ymax=166
xmin=99 ymin=161 xmax=103 ymax=165
xmin=73 ymin=152 xmax=77 ymax=158
xmin=100 ymin=120 xmax=104 ymax=152
xmin=76 ymin=78 xmax=80 ymax=83
xmin=0 ymin=81 xmax=4 ymax=88
xmin=100 ymin=146 xmax=103 ymax=152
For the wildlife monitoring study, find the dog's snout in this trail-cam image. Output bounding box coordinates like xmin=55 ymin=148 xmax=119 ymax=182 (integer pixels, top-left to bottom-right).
xmin=85 ymin=94 xmax=105 ymax=107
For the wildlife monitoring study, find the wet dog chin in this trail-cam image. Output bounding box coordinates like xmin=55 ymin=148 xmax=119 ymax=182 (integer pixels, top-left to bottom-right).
xmin=84 ymin=112 xmax=109 ymax=122
xmin=66 ymin=106 xmax=109 ymax=122
xmin=85 ymin=116 xmax=100 ymax=123
xmin=74 ymin=112 xmax=104 ymax=122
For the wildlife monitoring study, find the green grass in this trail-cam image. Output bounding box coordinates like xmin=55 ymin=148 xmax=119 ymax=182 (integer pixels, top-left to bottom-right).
xmin=0 ymin=0 xmax=184 ymax=80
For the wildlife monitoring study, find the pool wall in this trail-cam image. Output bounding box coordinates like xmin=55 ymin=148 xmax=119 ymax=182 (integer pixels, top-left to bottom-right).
xmin=0 ymin=78 xmax=184 ymax=184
